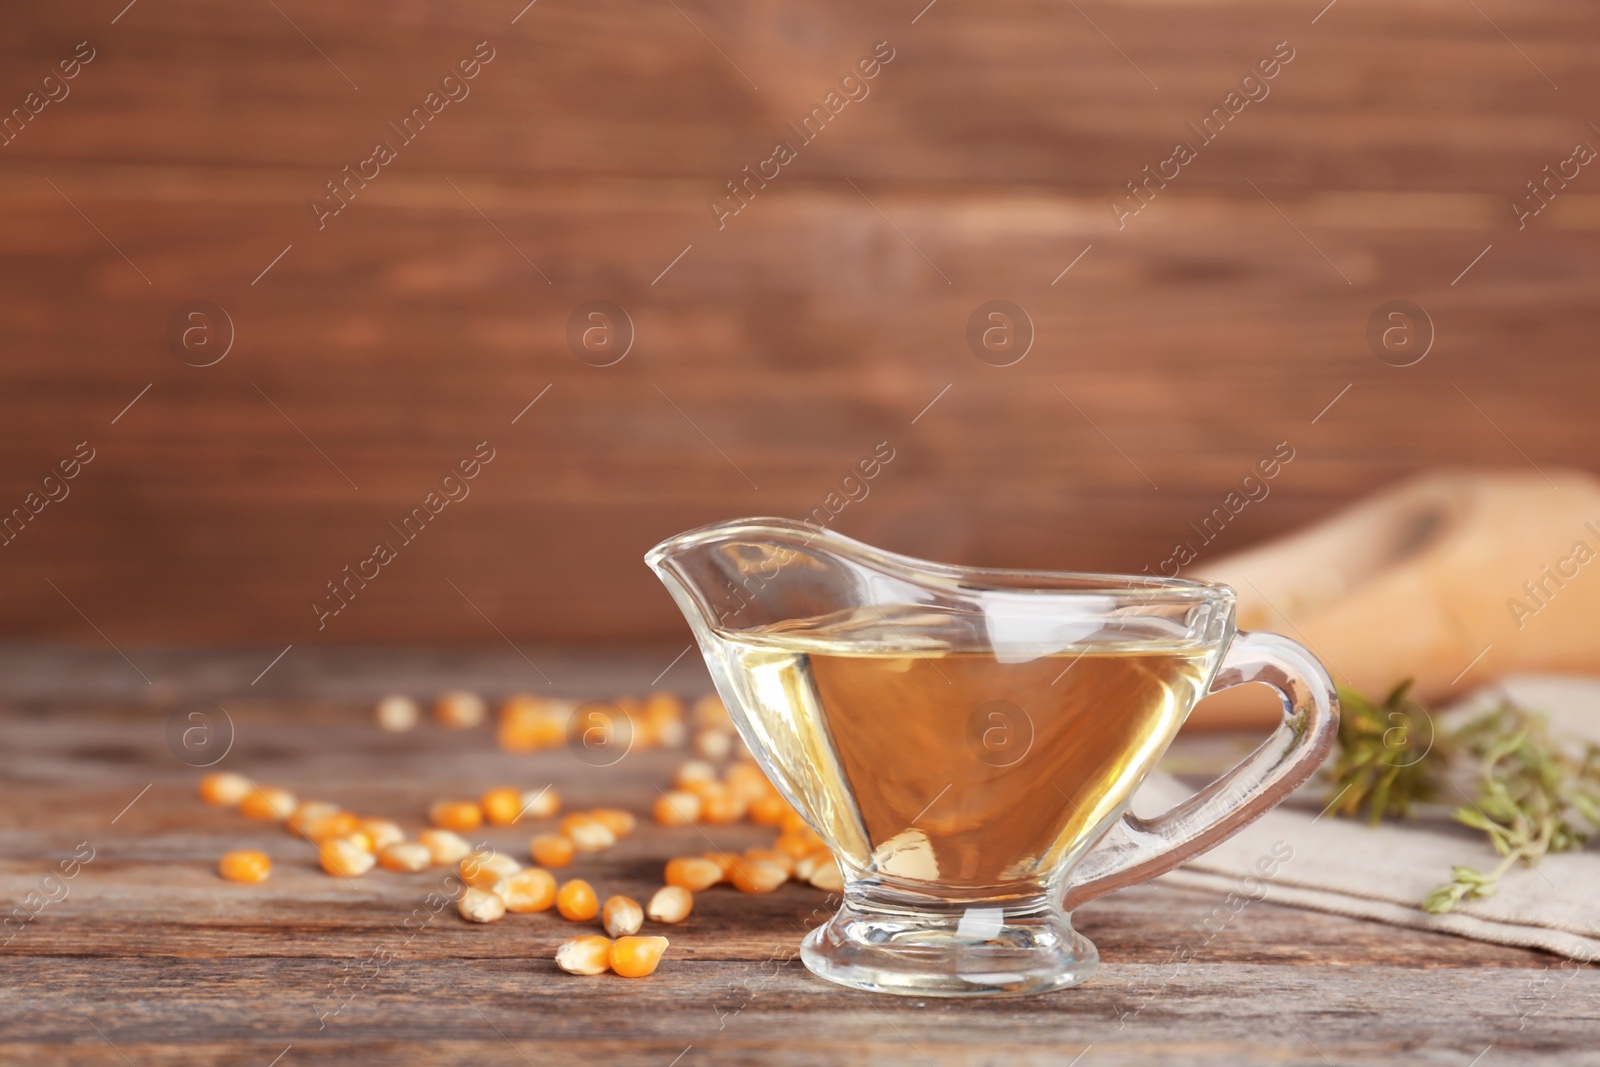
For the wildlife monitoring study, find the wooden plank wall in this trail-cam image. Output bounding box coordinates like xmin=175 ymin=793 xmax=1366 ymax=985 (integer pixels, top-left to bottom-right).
xmin=0 ymin=0 xmax=1596 ymax=645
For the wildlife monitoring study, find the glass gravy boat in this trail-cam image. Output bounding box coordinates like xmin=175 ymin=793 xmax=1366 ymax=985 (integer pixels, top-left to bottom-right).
xmin=646 ymin=518 xmax=1337 ymax=997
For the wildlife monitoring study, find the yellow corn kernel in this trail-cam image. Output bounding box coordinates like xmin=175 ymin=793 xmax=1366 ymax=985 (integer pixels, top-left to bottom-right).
xmin=749 ymin=793 xmax=788 ymax=827
xmin=692 ymin=693 xmax=730 ymax=729
xmin=602 ymin=895 xmax=644 ymax=938
xmin=664 ymin=857 xmax=723 ymax=892
xmin=556 ymin=879 xmax=599 ymax=922
xmin=239 ymin=786 xmax=298 ymax=821
xmin=218 ymin=849 xmax=271 ymax=883
xmin=643 ymin=692 xmax=687 ymax=748
xmin=358 ymin=818 xmax=404 ymax=850
xmin=530 ymin=834 xmax=575 ymax=869
xmin=319 ymin=836 xmax=376 ymax=877
xmin=376 ymin=694 xmax=419 ymax=732
xmin=198 ymin=772 xmax=254 ymax=807
xmin=779 ymin=809 xmax=810 ymax=835
xmin=725 ymin=762 xmax=772 ymax=803
xmin=521 ymin=786 xmax=561 ymax=819
xmin=776 ymin=831 xmax=820 ymax=860
xmin=589 ymin=808 xmax=636 ymax=839
xmin=653 ymin=790 xmax=702 ymax=826
xmin=555 ymin=935 xmax=612 ymax=975
xmin=794 ymin=846 xmax=833 ymax=882
xmin=610 ymin=935 xmax=669 ymax=978
xmin=807 ymin=856 xmax=844 ymax=892
xmin=693 ymin=728 xmax=735 ymax=762
xmin=428 ymin=799 xmax=483 ymax=833
xmin=744 ymin=848 xmax=794 ymax=876
xmin=729 ymin=859 xmax=786 ymax=894
xmin=480 ymin=787 xmax=525 ymax=827
xmin=494 ymin=868 xmax=557 ymax=913
xmin=698 ymin=786 xmax=747 ymax=826
xmin=701 ymin=851 xmax=736 ymax=880
xmin=459 ymin=849 xmax=521 ymax=890
xmin=378 ymin=841 xmax=432 ymax=872
xmin=673 ymin=760 xmax=717 ymax=788
xmin=646 ymin=885 xmax=693 ymax=924
xmin=457 ymin=886 xmax=506 ymax=923
xmin=341 ymin=829 xmax=377 ymax=854
xmin=304 ymin=810 xmax=361 ymax=842
xmin=285 ymin=800 xmax=339 ymax=836
xmin=418 ymin=829 xmax=472 ymax=866
xmin=560 ymin=814 xmax=616 ymax=853
xmin=433 ymin=690 xmax=486 ymax=729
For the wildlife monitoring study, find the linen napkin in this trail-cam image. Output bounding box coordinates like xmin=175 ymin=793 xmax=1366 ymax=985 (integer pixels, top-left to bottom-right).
xmin=1136 ymin=675 xmax=1600 ymax=961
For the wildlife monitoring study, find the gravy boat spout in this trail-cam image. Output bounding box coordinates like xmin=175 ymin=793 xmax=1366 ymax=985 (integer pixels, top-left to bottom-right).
xmin=644 ymin=518 xmax=1336 ymax=998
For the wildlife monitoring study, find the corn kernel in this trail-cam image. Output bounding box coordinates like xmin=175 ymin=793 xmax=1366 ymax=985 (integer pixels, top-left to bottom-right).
xmin=589 ymin=808 xmax=636 ymax=838
xmin=556 ymin=879 xmax=599 ymax=922
xmin=304 ymin=810 xmax=361 ymax=842
xmin=674 ymin=760 xmax=717 ymax=788
xmin=458 ymin=886 xmax=506 ymax=923
xmin=198 ymin=772 xmax=254 ymax=807
xmin=653 ymin=790 xmax=702 ymax=826
xmin=646 ymin=885 xmax=693 ymax=924
xmin=664 ymin=857 xmax=723 ymax=892
xmin=359 ymin=818 xmax=404 ymax=850
xmin=341 ymin=829 xmax=377 ymax=854
xmin=428 ymin=799 xmax=483 ymax=833
xmin=701 ymin=851 xmax=735 ymax=880
xmin=749 ymin=793 xmax=788 ymax=827
xmin=794 ymin=846 xmax=833 ymax=881
xmin=530 ymin=833 xmax=575 ymax=869
xmin=698 ymin=786 xmax=747 ymax=825
xmin=692 ymin=693 xmax=730 ymax=729
xmin=434 ymin=691 xmax=486 ymax=729
xmin=776 ymin=831 xmax=820 ymax=860
xmin=480 ymin=787 xmax=525 ymax=827
xmin=730 ymin=859 xmax=786 ymax=894
xmin=779 ymin=809 xmax=810 ymax=835
xmin=744 ymin=848 xmax=794 ymax=876
xmin=807 ymin=856 xmax=844 ymax=892
xmin=555 ymin=935 xmax=612 ymax=975
xmin=602 ymin=895 xmax=644 ymax=938
xmin=460 ymin=849 xmax=521 ymax=890
xmin=218 ymin=849 xmax=271 ymax=883
xmin=494 ymin=868 xmax=557 ymax=913
xmin=378 ymin=841 xmax=432 ymax=872
xmin=319 ymin=837 xmax=376 ymax=877
xmin=376 ymin=694 xmax=419 ymax=732
xmin=418 ymin=829 xmax=472 ymax=866
xmin=560 ymin=814 xmax=616 ymax=853
xmin=240 ymin=786 xmax=298 ymax=821
xmin=285 ymin=800 xmax=339 ymax=836
xmin=520 ymin=786 xmax=560 ymax=819
xmin=694 ymin=728 xmax=734 ymax=762
xmin=725 ymin=762 xmax=771 ymax=804
xmin=610 ymin=935 xmax=668 ymax=978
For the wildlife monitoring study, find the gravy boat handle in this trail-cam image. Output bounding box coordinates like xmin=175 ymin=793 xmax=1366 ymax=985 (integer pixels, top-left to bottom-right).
xmin=1062 ymin=630 xmax=1339 ymax=910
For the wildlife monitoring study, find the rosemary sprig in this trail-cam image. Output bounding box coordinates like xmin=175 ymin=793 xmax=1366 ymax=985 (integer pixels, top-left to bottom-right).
xmin=1327 ymin=682 xmax=1600 ymax=914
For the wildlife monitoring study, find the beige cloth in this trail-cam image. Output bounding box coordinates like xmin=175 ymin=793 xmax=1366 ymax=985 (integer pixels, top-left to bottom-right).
xmin=1136 ymin=675 xmax=1600 ymax=961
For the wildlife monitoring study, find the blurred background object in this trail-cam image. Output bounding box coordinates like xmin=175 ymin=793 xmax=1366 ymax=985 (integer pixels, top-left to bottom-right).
xmin=1 ymin=0 xmax=1595 ymax=651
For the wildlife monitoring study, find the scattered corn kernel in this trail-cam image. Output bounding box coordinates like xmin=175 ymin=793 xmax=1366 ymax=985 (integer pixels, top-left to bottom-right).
xmin=794 ymin=847 xmax=832 ymax=882
xmin=610 ymin=935 xmax=669 ymax=978
xmin=555 ymin=935 xmax=612 ymax=975
xmin=560 ymin=814 xmax=616 ymax=853
xmin=198 ymin=772 xmax=254 ymax=807
xmin=319 ymin=836 xmax=377 ymax=877
xmin=674 ymin=760 xmax=716 ymax=788
xmin=458 ymin=886 xmax=506 ymax=923
xmin=698 ymin=786 xmax=747 ymax=825
xmin=376 ymin=694 xmax=419 ymax=732
xmin=378 ymin=841 xmax=432 ymax=872
xmin=428 ymin=799 xmax=483 ymax=833
xmin=556 ymin=879 xmax=600 ymax=922
xmin=749 ymin=794 xmax=788 ymax=827
xmin=665 ymin=857 xmax=723 ymax=892
xmin=692 ymin=693 xmax=730 ymax=729
xmin=434 ymin=691 xmax=486 ymax=729
xmin=694 ymin=728 xmax=734 ymax=762
xmin=358 ymin=818 xmax=404 ymax=850
xmin=602 ymin=895 xmax=644 ymax=938
xmin=218 ymin=849 xmax=271 ymax=883
xmin=807 ymin=857 xmax=844 ymax=892
xmin=589 ymin=808 xmax=636 ymax=838
xmin=530 ymin=834 xmax=575 ymax=869
xmin=497 ymin=696 xmax=569 ymax=752
xmin=730 ymin=859 xmax=787 ymax=894
xmin=285 ymin=800 xmax=340 ymax=836
xmin=520 ymin=786 xmax=560 ymax=819
xmin=418 ymin=829 xmax=473 ymax=866
xmin=745 ymin=848 xmax=794 ymax=876
xmin=646 ymin=885 xmax=693 ymax=924
xmin=776 ymin=832 xmax=820 ymax=860
xmin=240 ymin=786 xmax=298 ymax=821
xmin=653 ymin=790 xmax=702 ymax=826
xmin=460 ymin=849 xmax=522 ymax=890
xmin=701 ymin=851 xmax=736 ymax=880
xmin=725 ymin=762 xmax=772 ymax=803
xmin=494 ymin=868 xmax=558 ymax=912
xmin=304 ymin=810 xmax=361 ymax=842
xmin=480 ymin=787 xmax=525 ymax=827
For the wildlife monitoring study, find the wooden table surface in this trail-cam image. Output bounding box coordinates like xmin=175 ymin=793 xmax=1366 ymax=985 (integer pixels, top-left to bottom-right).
xmin=2 ymin=648 xmax=1596 ymax=1066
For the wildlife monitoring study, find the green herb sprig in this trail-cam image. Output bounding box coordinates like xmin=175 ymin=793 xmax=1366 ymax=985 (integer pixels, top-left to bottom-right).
xmin=1327 ymin=682 xmax=1600 ymax=914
